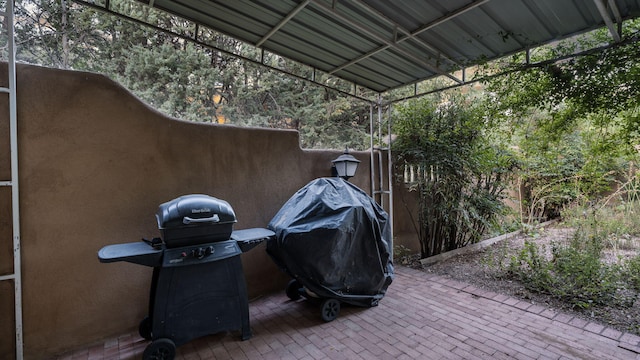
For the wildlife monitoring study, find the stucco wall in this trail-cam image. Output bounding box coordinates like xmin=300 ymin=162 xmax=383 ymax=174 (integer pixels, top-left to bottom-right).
xmin=0 ymin=63 xmax=373 ymax=359
xmin=392 ymin=182 xmax=421 ymax=254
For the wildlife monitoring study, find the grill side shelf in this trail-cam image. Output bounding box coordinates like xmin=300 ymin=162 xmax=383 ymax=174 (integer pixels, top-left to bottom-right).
xmin=98 ymin=242 xmax=163 ymax=267
xmin=231 ymin=228 xmax=275 ymax=253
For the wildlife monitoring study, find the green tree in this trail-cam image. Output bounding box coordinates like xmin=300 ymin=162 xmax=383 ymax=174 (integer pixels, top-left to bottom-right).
xmin=483 ymin=20 xmax=640 ymax=119
xmin=15 ymin=0 xmax=97 ymax=68
xmin=393 ymin=92 xmax=516 ymax=258
xmin=121 ymin=42 xmax=223 ymax=122
xmin=481 ymin=21 xmax=640 ymax=217
xmin=220 ymin=60 xmax=371 ymax=149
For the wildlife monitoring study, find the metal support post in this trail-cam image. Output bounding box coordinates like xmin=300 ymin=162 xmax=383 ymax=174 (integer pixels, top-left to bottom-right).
xmin=0 ymin=0 xmax=24 ymax=358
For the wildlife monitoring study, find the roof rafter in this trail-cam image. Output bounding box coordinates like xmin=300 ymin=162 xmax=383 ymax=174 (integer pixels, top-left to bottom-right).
xmin=347 ymin=0 xmax=490 ymax=68
xmin=256 ymin=0 xmax=313 ymax=47
xmin=328 ymin=0 xmax=490 ymax=76
xmin=312 ymin=0 xmax=462 ymax=84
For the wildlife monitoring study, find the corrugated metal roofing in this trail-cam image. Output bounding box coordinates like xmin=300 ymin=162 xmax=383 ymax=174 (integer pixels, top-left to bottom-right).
xmin=118 ymin=0 xmax=640 ymax=97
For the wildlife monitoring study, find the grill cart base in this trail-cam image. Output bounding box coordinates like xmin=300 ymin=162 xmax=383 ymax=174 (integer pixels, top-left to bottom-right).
xmin=147 ymin=240 xmax=251 ymax=345
xmin=285 ymin=279 xmax=343 ymax=322
xmin=99 ymin=228 xmax=274 ymax=360
xmin=284 ymin=278 xmax=384 ymax=322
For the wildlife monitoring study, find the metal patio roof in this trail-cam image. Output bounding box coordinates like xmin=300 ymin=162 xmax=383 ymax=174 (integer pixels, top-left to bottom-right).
xmin=83 ymin=0 xmax=640 ymax=102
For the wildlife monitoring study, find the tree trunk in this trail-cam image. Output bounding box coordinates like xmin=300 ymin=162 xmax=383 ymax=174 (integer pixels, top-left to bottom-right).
xmin=61 ymin=0 xmax=69 ymax=69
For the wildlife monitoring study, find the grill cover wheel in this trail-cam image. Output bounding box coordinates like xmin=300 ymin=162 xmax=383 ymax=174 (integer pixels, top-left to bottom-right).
xmin=321 ymin=298 xmax=340 ymax=322
xmin=143 ymin=338 xmax=176 ymax=360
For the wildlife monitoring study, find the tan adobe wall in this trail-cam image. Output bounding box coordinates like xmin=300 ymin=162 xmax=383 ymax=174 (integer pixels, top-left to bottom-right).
xmin=0 ymin=63 xmax=373 ymax=358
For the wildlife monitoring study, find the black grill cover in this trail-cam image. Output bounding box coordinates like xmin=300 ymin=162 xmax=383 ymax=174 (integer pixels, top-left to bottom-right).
xmin=156 ymin=194 xmax=237 ymax=248
xmin=267 ymin=178 xmax=393 ymax=305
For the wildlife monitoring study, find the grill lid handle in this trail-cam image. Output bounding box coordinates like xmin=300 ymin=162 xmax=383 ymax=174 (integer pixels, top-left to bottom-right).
xmin=183 ymin=214 xmax=220 ymax=224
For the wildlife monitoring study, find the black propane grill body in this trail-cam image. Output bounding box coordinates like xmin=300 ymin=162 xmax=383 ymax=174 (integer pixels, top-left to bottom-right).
xmin=98 ymin=194 xmax=273 ymax=360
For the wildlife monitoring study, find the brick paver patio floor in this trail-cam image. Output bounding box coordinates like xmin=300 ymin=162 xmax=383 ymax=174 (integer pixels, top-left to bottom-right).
xmin=54 ymin=266 xmax=640 ymax=359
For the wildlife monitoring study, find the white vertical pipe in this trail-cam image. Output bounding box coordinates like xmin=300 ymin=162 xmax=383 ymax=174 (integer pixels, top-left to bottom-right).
xmin=387 ymin=103 xmax=394 ymax=261
xmin=7 ymin=0 xmax=24 ymax=357
xmin=377 ymin=96 xmax=383 ymax=207
xmin=369 ymin=103 xmax=375 ymax=198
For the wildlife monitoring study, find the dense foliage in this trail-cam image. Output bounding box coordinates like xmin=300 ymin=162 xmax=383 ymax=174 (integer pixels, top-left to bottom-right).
xmin=480 ymin=21 xmax=640 ymax=313
xmin=481 ymin=21 xmax=640 ymax=221
xmin=392 ymin=20 xmax=640 ymax=258
xmin=393 ymin=93 xmax=516 ymax=258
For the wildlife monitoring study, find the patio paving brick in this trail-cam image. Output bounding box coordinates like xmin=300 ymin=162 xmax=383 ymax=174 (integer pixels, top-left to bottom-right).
xmin=51 ymin=266 xmax=640 ymax=359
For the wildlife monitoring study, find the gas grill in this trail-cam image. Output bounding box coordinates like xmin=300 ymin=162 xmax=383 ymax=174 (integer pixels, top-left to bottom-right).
xmin=98 ymin=194 xmax=274 ymax=360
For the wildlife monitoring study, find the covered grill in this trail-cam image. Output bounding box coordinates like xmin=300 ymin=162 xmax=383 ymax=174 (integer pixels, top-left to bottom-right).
xmin=267 ymin=178 xmax=394 ymax=322
xmin=98 ymin=194 xmax=274 ymax=360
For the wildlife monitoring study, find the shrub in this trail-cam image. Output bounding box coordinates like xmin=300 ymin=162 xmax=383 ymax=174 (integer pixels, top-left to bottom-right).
xmin=506 ymin=201 xmax=640 ymax=309
xmin=393 ymin=94 xmax=516 ymax=258
xmin=623 ymin=255 xmax=640 ymax=291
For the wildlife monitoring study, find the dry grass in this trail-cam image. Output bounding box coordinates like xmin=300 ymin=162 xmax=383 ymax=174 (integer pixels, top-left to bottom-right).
xmin=405 ymin=225 xmax=640 ymax=336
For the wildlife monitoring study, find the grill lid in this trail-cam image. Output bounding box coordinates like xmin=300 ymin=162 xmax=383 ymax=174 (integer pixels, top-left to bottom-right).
xmin=156 ymin=194 xmax=237 ymax=229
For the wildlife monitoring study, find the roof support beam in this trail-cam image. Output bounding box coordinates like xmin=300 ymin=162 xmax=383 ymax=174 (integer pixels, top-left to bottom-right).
xmin=348 ymin=0 xmax=490 ymax=69
xmin=607 ymin=0 xmax=623 ymax=34
xmin=313 ymin=1 xmax=462 ymax=84
xmin=330 ymin=0 xmax=490 ymax=76
xmin=371 ymin=0 xmax=488 ymax=67
xmin=256 ymin=0 xmax=313 ymax=47
xmin=387 ymin=33 xmax=640 ymax=105
xmin=593 ymin=0 xmax=621 ymax=42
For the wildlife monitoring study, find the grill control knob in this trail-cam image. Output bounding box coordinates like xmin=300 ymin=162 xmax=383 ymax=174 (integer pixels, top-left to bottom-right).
xmin=205 ymin=246 xmax=215 ymax=256
xmin=195 ymin=247 xmax=206 ymax=259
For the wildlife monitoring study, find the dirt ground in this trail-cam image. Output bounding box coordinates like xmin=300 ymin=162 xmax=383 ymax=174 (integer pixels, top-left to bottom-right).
xmin=401 ymin=226 xmax=640 ymax=336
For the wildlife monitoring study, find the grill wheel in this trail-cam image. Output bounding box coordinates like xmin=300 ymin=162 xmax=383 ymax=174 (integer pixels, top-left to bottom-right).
xmin=143 ymin=338 xmax=176 ymax=360
xmin=138 ymin=316 xmax=152 ymax=340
